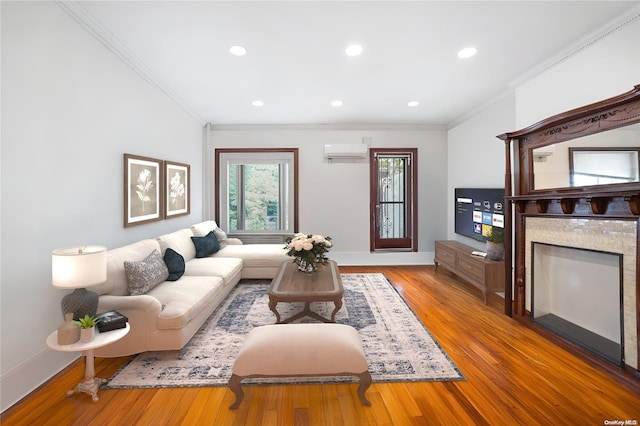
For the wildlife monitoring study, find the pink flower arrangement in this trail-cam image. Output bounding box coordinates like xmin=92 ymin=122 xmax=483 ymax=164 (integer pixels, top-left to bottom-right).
xmin=284 ymin=233 xmax=333 ymax=269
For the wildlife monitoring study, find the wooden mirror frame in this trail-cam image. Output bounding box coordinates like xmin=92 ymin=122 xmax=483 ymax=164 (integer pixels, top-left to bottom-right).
xmin=497 ymin=85 xmax=640 ymax=318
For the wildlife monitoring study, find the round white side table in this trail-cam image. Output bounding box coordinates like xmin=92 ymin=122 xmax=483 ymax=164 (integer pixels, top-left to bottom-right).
xmin=46 ymin=324 xmax=130 ymax=401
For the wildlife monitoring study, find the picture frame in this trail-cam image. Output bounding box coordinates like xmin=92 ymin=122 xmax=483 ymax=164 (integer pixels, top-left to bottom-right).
xmin=124 ymin=154 xmax=164 ymax=227
xmin=164 ymin=160 xmax=190 ymax=218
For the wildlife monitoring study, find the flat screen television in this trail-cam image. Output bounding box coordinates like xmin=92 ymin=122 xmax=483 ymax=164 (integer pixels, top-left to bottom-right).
xmin=454 ymin=188 xmax=505 ymax=242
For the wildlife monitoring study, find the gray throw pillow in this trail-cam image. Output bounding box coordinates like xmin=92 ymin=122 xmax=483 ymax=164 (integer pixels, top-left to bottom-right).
xmin=213 ymin=226 xmax=228 ymax=249
xmin=124 ymin=249 xmax=169 ymax=295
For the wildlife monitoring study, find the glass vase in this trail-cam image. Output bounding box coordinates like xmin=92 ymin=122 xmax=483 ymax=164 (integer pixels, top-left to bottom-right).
xmin=296 ymin=258 xmax=317 ymax=273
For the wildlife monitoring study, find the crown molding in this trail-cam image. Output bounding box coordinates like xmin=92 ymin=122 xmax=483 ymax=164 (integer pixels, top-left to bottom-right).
xmin=446 ymin=88 xmax=515 ymax=130
xmin=448 ymin=4 xmax=640 ymax=130
xmin=207 ymin=123 xmax=446 ymax=132
xmin=56 ymin=0 xmax=206 ymax=126
xmin=509 ymin=4 xmax=640 ymax=88
xmin=57 ymin=1 xmax=638 ymax=131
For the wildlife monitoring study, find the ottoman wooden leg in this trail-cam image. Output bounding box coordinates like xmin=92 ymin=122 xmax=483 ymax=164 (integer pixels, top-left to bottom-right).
xmin=228 ymin=374 xmax=244 ymax=409
xmin=356 ymin=371 xmax=372 ymax=406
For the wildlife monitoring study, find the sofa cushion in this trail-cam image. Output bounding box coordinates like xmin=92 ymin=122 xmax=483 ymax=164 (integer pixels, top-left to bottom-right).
xmin=212 ymin=244 xmax=289 ymax=268
xmin=147 ymin=275 xmax=224 ymax=330
xmin=157 ymin=229 xmax=196 ymax=262
xmin=191 ymin=231 xmax=220 ymax=258
xmin=191 ymin=221 xmax=218 ymax=237
xmin=185 ymin=257 xmax=243 ymax=286
xmin=124 ymin=250 xmax=169 ymax=296
xmin=164 ymin=248 xmax=185 ymax=281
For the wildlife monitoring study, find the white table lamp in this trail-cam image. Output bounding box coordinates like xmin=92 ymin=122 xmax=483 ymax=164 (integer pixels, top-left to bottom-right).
xmin=52 ymin=246 xmax=107 ymax=320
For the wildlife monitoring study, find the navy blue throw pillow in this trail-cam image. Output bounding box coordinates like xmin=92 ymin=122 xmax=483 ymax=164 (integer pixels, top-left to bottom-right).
xmin=191 ymin=231 xmax=220 ymax=258
xmin=163 ymin=248 xmax=185 ymax=281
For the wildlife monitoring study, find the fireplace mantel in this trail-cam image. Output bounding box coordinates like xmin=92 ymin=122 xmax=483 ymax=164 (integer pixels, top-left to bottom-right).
xmin=510 ymin=191 xmax=640 ymax=215
xmin=497 ymin=85 xmax=640 ymax=377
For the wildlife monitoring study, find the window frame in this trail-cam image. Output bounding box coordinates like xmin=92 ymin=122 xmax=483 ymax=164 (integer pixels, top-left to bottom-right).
xmin=215 ymin=148 xmax=298 ymax=236
xmin=569 ymin=147 xmax=640 ymax=187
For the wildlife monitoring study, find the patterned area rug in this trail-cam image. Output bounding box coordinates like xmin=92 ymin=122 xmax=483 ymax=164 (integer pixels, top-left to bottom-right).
xmin=103 ymin=273 xmax=464 ymax=388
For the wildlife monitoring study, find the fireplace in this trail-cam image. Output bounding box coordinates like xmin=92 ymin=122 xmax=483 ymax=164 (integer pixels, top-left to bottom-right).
xmin=499 ymin=86 xmax=640 ymax=376
xmin=525 ymin=217 xmax=637 ymax=370
xmin=531 ymin=242 xmax=623 ymax=366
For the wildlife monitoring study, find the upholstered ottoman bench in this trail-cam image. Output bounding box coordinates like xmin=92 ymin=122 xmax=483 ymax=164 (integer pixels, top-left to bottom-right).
xmin=229 ymin=323 xmax=372 ymax=408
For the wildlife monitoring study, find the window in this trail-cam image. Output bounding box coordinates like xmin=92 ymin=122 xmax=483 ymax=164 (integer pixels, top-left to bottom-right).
xmin=570 ymin=148 xmax=640 ymax=187
xmin=215 ymin=149 xmax=298 ymax=236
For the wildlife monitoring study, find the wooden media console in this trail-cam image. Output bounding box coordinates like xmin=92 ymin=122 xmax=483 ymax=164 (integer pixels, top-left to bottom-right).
xmin=434 ymin=240 xmax=505 ymax=304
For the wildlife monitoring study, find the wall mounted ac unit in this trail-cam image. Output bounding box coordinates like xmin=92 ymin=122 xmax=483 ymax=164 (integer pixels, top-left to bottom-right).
xmin=533 ymin=144 xmax=555 ymax=159
xmin=323 ymin=144 xmax=368 ymax=159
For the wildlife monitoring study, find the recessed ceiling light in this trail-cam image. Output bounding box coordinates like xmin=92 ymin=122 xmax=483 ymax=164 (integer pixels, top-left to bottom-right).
xmin=345 ymin=44 xmax=363 ymax=56
xmin=331 ymin=100 xmax=343 ymax=107
xmin=229 ymin=45 xmax=247 ymax=56
xmin=458 ymin=46 xmax=477 ymax=59
xmin=408 ymin=101 xmax=420 ymax=107
xmin=252 ymin=100 xmax=264 ymax=107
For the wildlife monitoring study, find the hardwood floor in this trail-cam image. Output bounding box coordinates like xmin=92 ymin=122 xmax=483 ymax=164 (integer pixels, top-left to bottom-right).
xmin=3 ymin=265 xmax=640 ymax=425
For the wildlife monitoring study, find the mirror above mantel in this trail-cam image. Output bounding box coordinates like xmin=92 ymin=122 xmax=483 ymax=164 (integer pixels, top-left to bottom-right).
xmin=532 ymin=123 xmax=640 ymax=190
xmin=499 ymin=84 xmax=640 ymax=202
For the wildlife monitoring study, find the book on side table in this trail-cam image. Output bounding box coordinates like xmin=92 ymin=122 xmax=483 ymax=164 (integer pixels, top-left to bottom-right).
xmin=96 ymin=310 xmax=128 ymax=332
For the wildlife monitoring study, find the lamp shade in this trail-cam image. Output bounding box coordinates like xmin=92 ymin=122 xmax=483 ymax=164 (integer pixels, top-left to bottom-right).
xmin=52 ymin=246 xmax=107 ymax=289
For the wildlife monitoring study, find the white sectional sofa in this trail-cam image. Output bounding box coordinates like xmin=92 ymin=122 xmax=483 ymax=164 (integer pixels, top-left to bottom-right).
xmin=92 ymin=221 xmax=289 ymax=357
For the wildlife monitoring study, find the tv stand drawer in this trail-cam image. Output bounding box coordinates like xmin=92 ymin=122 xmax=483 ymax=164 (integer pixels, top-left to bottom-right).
xmin=456 ymin=256 xmax=484 ymax=282
xmin=434 ymin=242 xmax=456 ymax=267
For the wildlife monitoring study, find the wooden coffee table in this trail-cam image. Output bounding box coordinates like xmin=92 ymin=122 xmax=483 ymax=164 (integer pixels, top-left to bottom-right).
xmin=268 ymin=260 xmax=343 ymax=323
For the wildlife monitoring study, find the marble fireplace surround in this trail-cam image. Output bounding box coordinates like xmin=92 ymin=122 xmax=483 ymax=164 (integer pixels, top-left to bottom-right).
xmin=524 ymin=217 xmax=638 ymax=369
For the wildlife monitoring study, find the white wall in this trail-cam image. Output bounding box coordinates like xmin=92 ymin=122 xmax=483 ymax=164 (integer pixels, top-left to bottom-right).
xmin=0 ymin=2 xmax=203 ymax=411
xmin=446 ymin=96 xmax=516 ymax=250
xmin=206 ymin=126 xmax=448 ymax=264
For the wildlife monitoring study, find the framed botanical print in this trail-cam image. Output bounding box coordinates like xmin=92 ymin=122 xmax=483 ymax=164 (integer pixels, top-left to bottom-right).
xmin=164 ymin=161 xmax=190 ymax=218
xmin=124 ymin=154 xmax=164 ymax=227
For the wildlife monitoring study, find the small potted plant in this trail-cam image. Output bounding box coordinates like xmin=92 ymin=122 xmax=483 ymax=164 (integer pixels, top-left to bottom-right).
xmin=485 ymin=227 xmax=505 ymax=261
xmin=74 ymin=314 xmax=101 ymax=343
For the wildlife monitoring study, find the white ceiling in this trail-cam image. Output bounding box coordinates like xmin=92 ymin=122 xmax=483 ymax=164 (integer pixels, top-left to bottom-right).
xmin=72 ymin=1 xmax=638 ymax=127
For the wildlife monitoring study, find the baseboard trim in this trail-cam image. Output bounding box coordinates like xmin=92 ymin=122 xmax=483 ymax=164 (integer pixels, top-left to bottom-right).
xmin=1 ymin=347 xmax=79 ymax=413
xmin=331 ymin=251 xmax=434 ymax=266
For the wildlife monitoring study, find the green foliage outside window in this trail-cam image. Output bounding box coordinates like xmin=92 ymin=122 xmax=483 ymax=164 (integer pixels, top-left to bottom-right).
xmin=228 ymin=164 xmax=281 ymax=231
